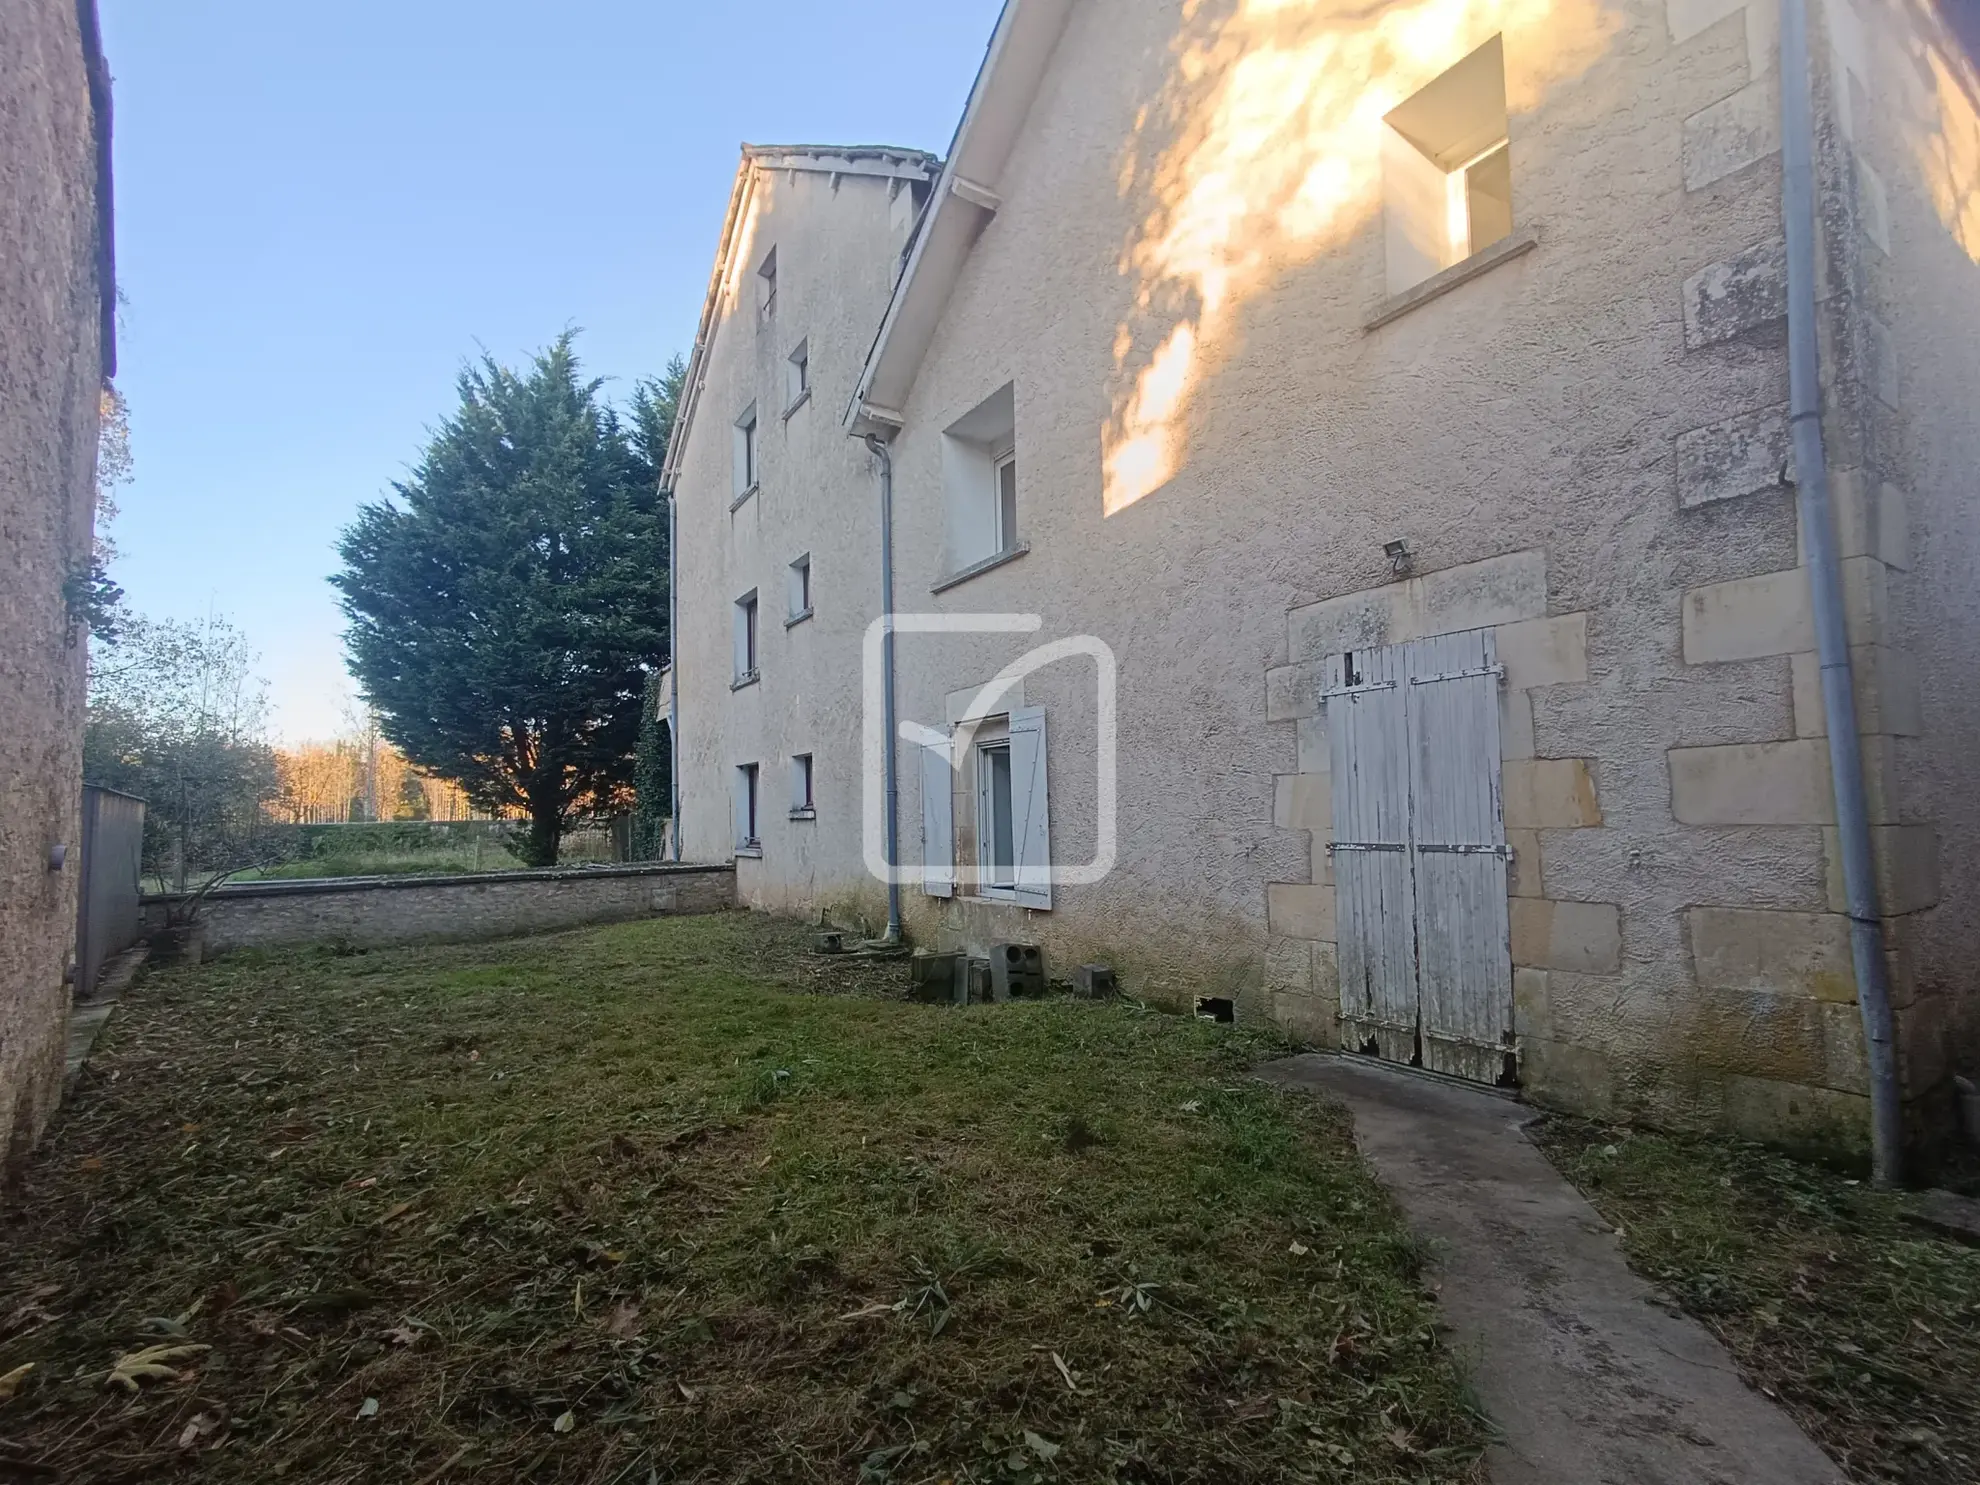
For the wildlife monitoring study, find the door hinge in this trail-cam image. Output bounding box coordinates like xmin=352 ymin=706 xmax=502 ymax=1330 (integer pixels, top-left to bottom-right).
xmin=1407 ymin=663 xmax=1505 ymax=686
xmin=1414 ymin=842 xmax=1514 ymax=859
xmin=1328 ymin=841 xmax=1406 ymax=855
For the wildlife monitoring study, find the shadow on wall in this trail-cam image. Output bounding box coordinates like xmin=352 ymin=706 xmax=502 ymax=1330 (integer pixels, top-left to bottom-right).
xmin=1899 ymin=0 xmax=1980 ymax=262
xmin=1100 ymin=0 xmax=1622 ymax=517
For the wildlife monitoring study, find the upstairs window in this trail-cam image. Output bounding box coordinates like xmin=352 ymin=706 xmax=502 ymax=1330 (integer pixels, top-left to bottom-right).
xmin=789 ymin=753 xmax=814 ymax=817
xmin=732 ymin=590 xmax=759 ymax=685
xmin=757 ymin=247 xmax=778 ymax=321
xmin=787 ymin=554 xmax=812 ymax=623
xmin=1382 ymin=36 xmax=1512 ymax=295
xmin=733 ymin=404 xmax=759 ymax=502
xmin=940 ymin=383 xmax=1022 ymax=578
xmin=786 ymin=340 xmax=810 ymax=413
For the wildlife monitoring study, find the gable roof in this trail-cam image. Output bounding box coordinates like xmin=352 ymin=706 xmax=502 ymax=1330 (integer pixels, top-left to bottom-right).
xmin=660 ymin=144 xmax=939 ymax=493
xmin=845 ymin=0 xmax=1076 ymax=437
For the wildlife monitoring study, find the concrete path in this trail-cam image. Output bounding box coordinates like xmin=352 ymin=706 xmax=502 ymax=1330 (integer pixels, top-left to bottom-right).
xmin=1258 ymin=1053 xmax=1846 ymax=1485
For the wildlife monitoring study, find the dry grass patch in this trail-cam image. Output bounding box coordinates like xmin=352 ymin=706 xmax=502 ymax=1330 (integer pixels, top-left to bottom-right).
xmin=0 ymin=914 xmax=1485 ymax=1484
xmin=1535 ymin=1120 xmax=1980 ymax=1485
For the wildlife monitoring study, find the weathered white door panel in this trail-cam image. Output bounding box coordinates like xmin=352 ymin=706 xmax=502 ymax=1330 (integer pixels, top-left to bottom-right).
xmin=1324 ymin=629 xmax=1515 ymax=1084
xmin=1325 ymin=647 xmax=1417 ymax=1065
xmin=1404 ymin=631 xmax=1515 ymax=1083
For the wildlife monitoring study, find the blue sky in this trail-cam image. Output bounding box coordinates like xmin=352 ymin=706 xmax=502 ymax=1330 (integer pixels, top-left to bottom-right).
xmin=98 ymin=0 xmax=1003 ymax=742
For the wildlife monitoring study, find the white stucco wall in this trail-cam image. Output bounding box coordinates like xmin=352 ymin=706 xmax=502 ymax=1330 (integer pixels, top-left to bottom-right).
xmin=671 ymin=155 xmax=929 ymax=926
xmin=672 ymin=0 xmax=1979 ymax=1150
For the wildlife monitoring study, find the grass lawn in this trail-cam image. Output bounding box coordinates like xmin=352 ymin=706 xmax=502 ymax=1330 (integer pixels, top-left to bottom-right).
xmin=1535 ymin=1121 xmax=1980 ymax=1485
xmin=0 ymin=914 xmax=1485 ymax=1484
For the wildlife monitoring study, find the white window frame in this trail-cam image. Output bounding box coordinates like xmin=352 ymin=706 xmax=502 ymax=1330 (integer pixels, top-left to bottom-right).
xmin=785 ymin=339 xmax=810 ymax=414
xmin=734 ymin=763 xmax=760 ymax=853
xmin=732 ymin=404 xmax=759 ymax=505
xmin=732 ymin=590 xmax=759 ymax=686
xmin=757 ymin=247 xmax=778 ymax=321
xmin=786 ymin=554 xmax=812 ymax=624
xmin=789 ymin=753 xmax=815 ymax=818
xmin=993 ymin=447 xmax=1018 ymax=553
xmin=976 ymin=736 xmax=1018 ymax=898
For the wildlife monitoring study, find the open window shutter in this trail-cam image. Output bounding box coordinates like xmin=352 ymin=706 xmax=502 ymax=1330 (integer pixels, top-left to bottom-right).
xmin=921 ymin=727 xmax=956 ymax=898
xmin=1008 ymin=706 xmax=1052 ymax=910
xmin=921 ymin=729 xmax=956 ymax=897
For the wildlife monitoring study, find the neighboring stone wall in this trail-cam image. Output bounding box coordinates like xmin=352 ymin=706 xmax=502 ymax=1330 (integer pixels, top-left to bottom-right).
xmin=0 ymin=0 xmax=107 ymax=1175
xmin=141 ymin=865 xmax=736 ymax=954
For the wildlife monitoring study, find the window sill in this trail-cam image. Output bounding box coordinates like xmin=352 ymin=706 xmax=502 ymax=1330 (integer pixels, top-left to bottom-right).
xmin=932 ymin=542 xmax=1030 ymax=595
xmin=782 ymin=389 xmax=811 ymax=421
xmin=736 ymin=844 xmax=763 ymax=859
xmin=1363 ymin=226 xmax=1540 ymax=333
xmin=731 ymin=671 xmax=760 ymax=692
xmin=788 ymin=807 xmax=816 ymax=822
xmin=729 ymin=483 xmax=759 ymax=513
xmin=784 ymin=607 xmax=813 ymax=629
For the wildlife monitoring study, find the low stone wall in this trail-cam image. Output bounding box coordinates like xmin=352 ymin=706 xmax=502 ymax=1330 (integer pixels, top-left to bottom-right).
xmin=141 ymin=863 xmax=735 ymax=954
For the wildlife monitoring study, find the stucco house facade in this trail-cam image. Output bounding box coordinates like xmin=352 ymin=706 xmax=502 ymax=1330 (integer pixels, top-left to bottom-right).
xmin=665 ymin=0 xmax=1980 ymax=1157
xmin=0 ymin=0 xmax=115 ymax=1175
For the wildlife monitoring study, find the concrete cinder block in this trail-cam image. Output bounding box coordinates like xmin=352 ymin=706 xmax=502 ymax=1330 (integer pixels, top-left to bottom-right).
xmin=1689 ymin=906 xmax=1855 ymax=1001
xmin=1510 ymin=898 xmax=1623 ymax=974
xmin=1502 ymin=758 xmax=1602 ymax=829
xmin=1790 ymin=645 xmax=1922 ymax=738
xmin=1267 ymin=882 xmax=1337 ymax=942
xmin=1676 ymin=403 xmax=1791 ymax=509
xmin=1273 ymin=772 xmax=1332 ymax=834
xmin=1824 ymin=824 xmax=1939 ymax=916
xmin=1682 ymin=79 xmax=1780 ymax=189
xmin=1683 ymin=237 xmax=1788 ymax=348
xmin=1497 ymin=613 xmax=1588 ymax=690
xmin=1265 ymin=663 xmax=1319 ymax=722
xmin=1682 ymin=567 xmax=1813 ymax=663
xmin=1288 ymin=551 xmax=1546 ymax=662
xmin=1669 ymin=738 xmax=1835 ymax=826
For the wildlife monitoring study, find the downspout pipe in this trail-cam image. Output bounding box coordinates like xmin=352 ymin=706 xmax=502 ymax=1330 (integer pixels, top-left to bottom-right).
xmin=864 ymin=434 xmax=905 ymax=945
xmin=667 ymin=490 xmax=682 ymax=862
xmin=1780 ymin=0 xmax=1902 ymax=1184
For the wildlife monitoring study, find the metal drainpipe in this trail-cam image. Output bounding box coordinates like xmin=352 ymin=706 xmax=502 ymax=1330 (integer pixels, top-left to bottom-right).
xmin=668 ymin=490 xmax=682 ymax=863
xmin=1781 ymin=0 xmax=1902 ymax=1184
xmin=864 ymin=433 xmax=905 ymax=944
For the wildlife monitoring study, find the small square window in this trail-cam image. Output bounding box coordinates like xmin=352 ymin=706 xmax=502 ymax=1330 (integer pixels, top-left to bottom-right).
xmin=790 ymin=753 xmax=814 ymax=816
xmin=757 ymin=247 xmax=778 ymax=320
xmin=735 ymin=763 xmax=760 ymax=850
xmin=733 ymin=404 xmax=759 ymax=501
xmin=733 ymin=591 xmax=759 ymax=684
xmin=786 ymin=340 xmax=810 ymax=412
xmin=1382 ymin=36 xmax=1512 ymax=295
xmin=787 ymin=554 xmax=812 ymax=622
xmin=939 ymin=383 xmax=1024 ymax=578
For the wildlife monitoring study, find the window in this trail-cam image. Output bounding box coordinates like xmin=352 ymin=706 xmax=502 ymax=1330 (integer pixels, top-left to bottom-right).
xmin=757 ymin=247 xmax=778 ymax=320
xmin=734 ymin=763 xmax=760 ymax=852
xmin=785 ymin=340 xmax=809 ymax=413
xmin=978 ymin=740 xmax=1016 ymax=891
xmin=918 ymin=705 xmax=1053 ymax=909
xmin=939 ymin=383 xmax=1024 ymax=579
xmin=732 ymin=591 xmax=758 ymax=686
xmin=732 ymin=404 xmax=759 ymax=503
xmin=789 ymin=753 xmax=814 ymax=817
xmin=787 ymin=554 xmax=812 ymax=623
xmin=1382 ymin=36 xmax=1512 ymax=295
xmin=994 ymin=451 xmax=1019 ymax=553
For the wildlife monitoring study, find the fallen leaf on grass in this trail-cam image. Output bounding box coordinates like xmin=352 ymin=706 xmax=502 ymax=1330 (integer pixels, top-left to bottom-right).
xmin=356 ymin=1397 xmax=380 ymax=1420
xmin=552 ymin=1410 xmax=575 ymax=1434
xmin=176 ymin=1408 xmax=226 ymax=1449
xmin=603 ymin=1301 xmax=641 ymax=1339
xmin=379 ymin=1200 xmax=418 ymax=1225
xmin=1023 ymin=1431 xmax=1060 ymax=1462
xmin=106 ymin=1344 xmax=210 ymax=1393
xmin=837 ymin=1300 xmax=895 ymax=1321
xmin=1051 ymin=1352 xmax=1080 ymax=1392
xmin=0 ymin=1363 xmax=33 ymax=1402
xmin=1289 ymin=1241 xmax=1310 ymax=1256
